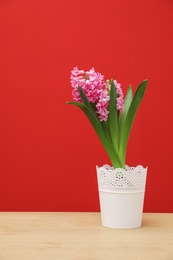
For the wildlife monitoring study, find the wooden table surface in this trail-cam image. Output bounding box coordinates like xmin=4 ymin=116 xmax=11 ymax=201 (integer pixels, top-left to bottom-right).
xmin=0 ymin=213 xmax=173 ymax=260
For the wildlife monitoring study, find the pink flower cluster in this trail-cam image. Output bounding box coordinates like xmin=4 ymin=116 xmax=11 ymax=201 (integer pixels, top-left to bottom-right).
xmin=70 ymin=67 xmax=124 ymax=121
xmin=113 ymin=80 xmax=124 ymax=113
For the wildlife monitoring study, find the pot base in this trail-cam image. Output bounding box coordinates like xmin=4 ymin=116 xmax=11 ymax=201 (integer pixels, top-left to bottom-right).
xmin=99 ymin=190 xmax=145 ymax=229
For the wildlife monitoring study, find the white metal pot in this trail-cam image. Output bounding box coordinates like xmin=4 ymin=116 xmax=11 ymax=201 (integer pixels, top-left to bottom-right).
xmin=96 ymin=164 xmax=147 ymax=229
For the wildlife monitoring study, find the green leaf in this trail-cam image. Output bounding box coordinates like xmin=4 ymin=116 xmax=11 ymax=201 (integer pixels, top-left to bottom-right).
xmin=119 ymin=85 xmax=133 ymax=135
xmin=78 ymin=86 xmax=92 ymax=111
xmin=67 ymin=101 xmax=123 ymax=168
xmin=108 ymin=81 xmax=119 ymax=152
xmin=101 ymin=120 xmax=110 ymax=138
xmin=119 ymin=80 xmax=148 ymax=164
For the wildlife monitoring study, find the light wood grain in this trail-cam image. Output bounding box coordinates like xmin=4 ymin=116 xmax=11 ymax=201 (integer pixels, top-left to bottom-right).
xmin=0 ymin=213 xmax=173 ymax=260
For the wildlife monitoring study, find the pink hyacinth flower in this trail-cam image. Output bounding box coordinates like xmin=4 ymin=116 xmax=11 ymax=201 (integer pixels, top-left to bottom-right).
xmin=70 ymin=67 xmax=124 ymax=122
xmin=114 ymin=80 xmax=124 ymax=113
xmin=70 ymin=67 xmax=110 ymax=121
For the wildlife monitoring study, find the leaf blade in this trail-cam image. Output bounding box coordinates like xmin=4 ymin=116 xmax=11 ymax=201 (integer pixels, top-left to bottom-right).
xmin=119 ymin=85 xmax=133 ymax=134
xmin=119 ymin=80 xmax=148 ymax=164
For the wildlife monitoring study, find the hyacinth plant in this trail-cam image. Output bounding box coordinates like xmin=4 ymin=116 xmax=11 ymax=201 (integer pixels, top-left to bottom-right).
xmin=67 ymin=67 xmax=148 ymax=169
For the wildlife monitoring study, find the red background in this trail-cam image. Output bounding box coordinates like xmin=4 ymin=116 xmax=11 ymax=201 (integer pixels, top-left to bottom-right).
xmin=0 ymin=0 xmax=173 ymax=212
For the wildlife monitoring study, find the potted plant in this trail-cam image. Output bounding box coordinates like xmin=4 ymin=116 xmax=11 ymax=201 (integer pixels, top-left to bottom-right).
xmin=67 ymin=67 xmax=148 ymax=229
